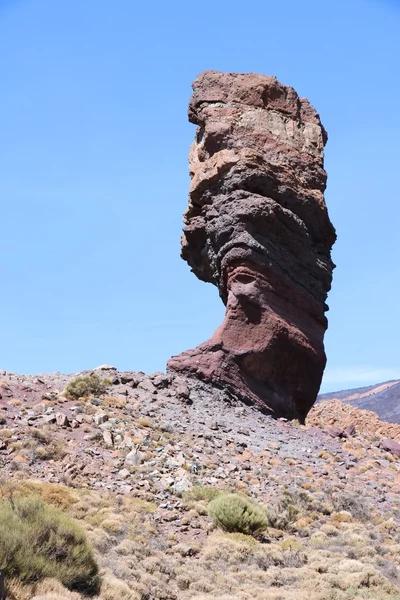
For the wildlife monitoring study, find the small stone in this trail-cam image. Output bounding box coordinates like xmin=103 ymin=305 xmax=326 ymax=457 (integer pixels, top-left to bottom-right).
xmin=84 ymin=431 xmax=102 ymax=441
xmin=125 ymin=449 xmax=142 ymax=465
xmin=172 ymin=478 xmax=192 ymax=493
xmin=152 ymin=374 xmax=171 ymax=388
xmin=90 ymin=397 xmax=102 ymax=406
xmin=327 ymin=427 xmax=345 ymax=438
xmin=103 ymin=430 xmax=114 ymax=447
xmin=118 ymin=468 xmax=130 ymax=479
xmin=238 ymin=428 xmax=250 ymax=436
xmin=344 ymin=424 xmax=356 ymax=437
xmin=43 ymin=413 xmax=56 ymax=424
xmin=175 ymin=453 xmax=186 ymax=466
xmin=174 ymin=377 xmax=190 ymax=400
xmin=120 ymin=484 xmax=133 ymax=494
xmin=138 ymin=379 xmax=157 ymax=394
xmin=94 ymin=412 xmax=108 ymax=425
xmin=267 ymin=441 xmax=280 ymax=450
xmin=158 ymin=475 xmax=174 ymax=490
xmin=56 ymin=412 xmax=69 ymax=427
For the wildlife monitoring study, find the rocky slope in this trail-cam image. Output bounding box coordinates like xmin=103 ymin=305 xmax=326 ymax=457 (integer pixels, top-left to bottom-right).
xmin=318 ymin=380 xmax=400 ymax=424
xmin=1 ymin=366 xmax=400 ymax=600
xmin=309 ymin=399 xmax=400 ymax=442
xmin=168 ymin=71 xmax=336 ymax=421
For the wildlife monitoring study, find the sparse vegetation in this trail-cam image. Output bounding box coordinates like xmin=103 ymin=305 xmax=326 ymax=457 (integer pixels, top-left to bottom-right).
xmin=1 ymin=371 xmax=400 ymax=600
xmin=0 ymin=481 xmax=78 ymax=511
xmin=184 ymin=485 xmax=222 ymax=503
xmin=27 ymin=429 xmax=67 ymax=461
xmin=0 ymin=495 xmax=99 ymax=594
xmin=64 ymin=374 xmax=111 ymax=400
xmin=207 ymin=493 xmax=268 ymax=535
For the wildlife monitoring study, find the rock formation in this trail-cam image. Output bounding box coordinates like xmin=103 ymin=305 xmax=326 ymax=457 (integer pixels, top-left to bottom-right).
xmin=168 ymin=71 xmax=336 ymax=421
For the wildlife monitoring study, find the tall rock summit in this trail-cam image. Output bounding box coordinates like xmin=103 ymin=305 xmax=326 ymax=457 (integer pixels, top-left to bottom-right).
xmin=168 ymin=71 xmax=336 ymax=421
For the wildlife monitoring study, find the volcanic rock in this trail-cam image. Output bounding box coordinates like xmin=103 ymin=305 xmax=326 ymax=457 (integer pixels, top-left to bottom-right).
xmin=308 ymin=399 xmax=400 ymax=440
xmin=379 ymin=438 xmax=400 ymax=458
xmin=168 ymin=71 xmax=336 ymax=421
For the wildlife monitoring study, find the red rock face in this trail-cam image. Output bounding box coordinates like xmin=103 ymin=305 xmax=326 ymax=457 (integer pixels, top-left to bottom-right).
xmin=167 ymin=71 xmax=336 ymax=421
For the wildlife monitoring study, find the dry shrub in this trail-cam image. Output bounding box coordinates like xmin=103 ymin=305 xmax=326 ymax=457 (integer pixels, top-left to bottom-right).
xmin=0 ymin=428 xmax=17 ymax=439
xmin=184 ymin=485 xmax=222 ymax=503
xmin=5 ymin=578 xmax=33 ymax=600
xmin=102 ymin=396 xmax=127 ymax=409
xmin=31 ymin=578 xmax=81 ymax=600
xmin=0 ymin=481 xmax=77 ymax=510
xmin=183 ymin=485 xmax=223 ymax=515
xmin=223 ymin=532 xmax=258 ymax=546
xmin=20 ymin=429 xmax=67 ymax=462
xmin=332 ymin=491 xmax=371 ymax=522
xmin=202 ymin=531 xmax=257 ymax=564
xmin=190 ymin=596 xmax=237 ymax=600
xmin=101 ymin=517 xmax=125 ymax=535
xmin=268 ymin=490 xmax=316 ymax=531
xmin=99 ymin=571 xmax=139 ymax=600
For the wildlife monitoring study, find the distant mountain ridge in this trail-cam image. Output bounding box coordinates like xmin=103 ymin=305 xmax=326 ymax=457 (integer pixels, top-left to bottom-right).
xmin=318 ymin=379 xmax=400 ymax=423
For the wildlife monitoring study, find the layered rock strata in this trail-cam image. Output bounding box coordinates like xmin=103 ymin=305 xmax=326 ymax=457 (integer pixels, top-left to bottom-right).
xmin=168 ymin=71 xmax=336 ymax=421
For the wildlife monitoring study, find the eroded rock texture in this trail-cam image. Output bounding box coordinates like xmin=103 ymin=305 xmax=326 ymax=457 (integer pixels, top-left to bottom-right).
xmin=168 ymin=71 xmax=336 ymax=421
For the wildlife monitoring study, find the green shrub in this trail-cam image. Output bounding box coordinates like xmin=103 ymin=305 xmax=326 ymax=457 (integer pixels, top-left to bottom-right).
xmin=65 ymin=374 xmax=111 ymax=400
xmin=207 ymin=493 xmax=268 ymax=536
xmin=0 ymin=495 xmax=99 ymax=594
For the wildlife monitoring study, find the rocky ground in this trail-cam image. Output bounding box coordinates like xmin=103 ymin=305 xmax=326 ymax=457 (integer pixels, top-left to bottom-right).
xmin=1 ymin=366 xmax=400 ymax=600
xmin=309 ymin=399 xmax=400 ymax=442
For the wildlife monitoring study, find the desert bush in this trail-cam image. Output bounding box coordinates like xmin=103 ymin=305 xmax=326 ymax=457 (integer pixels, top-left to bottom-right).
xmin=31 ymin=577 xmax=82 ymax=600
xmin=0 ymin=482 xmax=77 ymax=510
xmin=64 ymin=374 xmax=111 ymax=400
xmin=207 ymin=493 xmax=268 ymax=535
xmin=26 ymin=430 xmax=67 ymax=462
xmin=268 ymin=491 xmax=301 ymax=530
xmin=332 ymin=491 xmax=370 ymax=522
xmin=0 ymin=495 xmax=99 ymax=594
xmin=183 ymin=485 xmax=221 ymax=503
xmin=99 ymin=572 xmax=139 ymax=600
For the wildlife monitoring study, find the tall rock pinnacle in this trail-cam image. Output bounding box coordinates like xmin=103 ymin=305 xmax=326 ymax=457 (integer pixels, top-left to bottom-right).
xmin=167 ymin=71 xmax=336 ymax=421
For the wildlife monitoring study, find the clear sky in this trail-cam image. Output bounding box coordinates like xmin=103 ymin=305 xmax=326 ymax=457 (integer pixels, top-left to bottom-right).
xmin=0 ymin=0 xmax=399 ymax=393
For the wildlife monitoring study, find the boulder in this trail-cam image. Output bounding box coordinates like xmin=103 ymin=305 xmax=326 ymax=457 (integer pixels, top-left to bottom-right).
xmin=168 ymin=71 xmax=336 ymax=421
xmin=380 ymin=438 xmax=400 ymax=458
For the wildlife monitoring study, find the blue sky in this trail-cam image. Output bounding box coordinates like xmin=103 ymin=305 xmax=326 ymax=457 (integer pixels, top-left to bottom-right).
xmin=0 ymin=0 xmax=399 ymax=393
